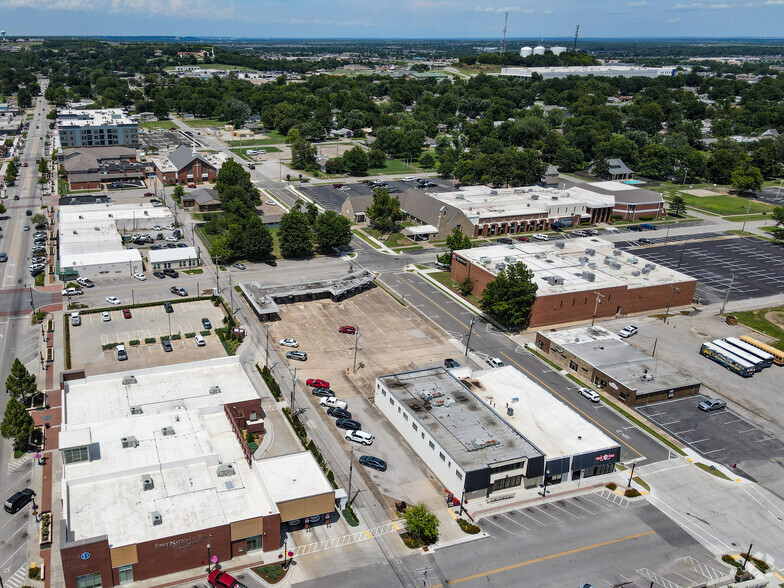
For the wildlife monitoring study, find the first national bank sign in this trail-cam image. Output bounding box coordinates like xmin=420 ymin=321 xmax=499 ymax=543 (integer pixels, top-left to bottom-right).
xmin=154 ymin=534 xmax=208 ymax=550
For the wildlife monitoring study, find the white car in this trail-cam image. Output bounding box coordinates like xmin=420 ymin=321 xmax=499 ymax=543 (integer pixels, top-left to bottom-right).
xmin=101 ymin=311 xmax=111 ymax=322
xmin=401 ymin=176 xmax=417 ymax=182
xmin=619 ymin=325 xmax=638 ymax=338
xmin=279 ymin=338 xmax=299 ymax=348
xmin=265 ymin=200 xmax=276 ymax=206
xmin=151 ymin=225 xmax=162 ymax=231
xmin=163 ymin=225 xmax=175 ymax=231
xmin=485 ymin=356 xmax=504 ymax=368
xmin=106 ymin=296 xmax=121 ymax=305
xmin=165 ymin=236 xmax=179 ymax=242
xmin=578 ymin=387 xmax=601 ymax=403
xmin=532 ymin=234 xmax=550 ymax=241
xmin=133 ymin=273 xmax=147 ymax=281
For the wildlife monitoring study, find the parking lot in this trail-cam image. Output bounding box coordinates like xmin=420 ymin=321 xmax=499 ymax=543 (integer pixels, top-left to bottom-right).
xmin=753 ymin=186 xmax=784 ymax=206
xmin=636 ymin=395 xmax=784 ymax=476
xmin=139 ymin=129 xmax=192 ymax=151
xmin=267 ymin=287 xmax=460 ymax=508
xmin=623 ymin=236 xmax=784 ymax=303
xmin=300 ymin=177 xmax=457 ymax=212
xmin=69 ymin=299 xmax=227 ymax=375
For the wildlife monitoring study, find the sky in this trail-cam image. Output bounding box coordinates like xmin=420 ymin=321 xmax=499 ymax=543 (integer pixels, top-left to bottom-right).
xmin=1 ymin=0 xmax=783 ymax=39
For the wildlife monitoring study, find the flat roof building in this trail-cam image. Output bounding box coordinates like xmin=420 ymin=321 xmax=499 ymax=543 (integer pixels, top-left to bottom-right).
xmin=375 ymin=366 xmax=619 ymax=500
xmin=535 ymin=326 xmax=701 ymax=405
xmin=578 ymin=181 xmax=666 ymax=220
xmin=450 ymin=237 xmax=696 ymax=328
xmin=147 ymin=246 xmax=200 ymax=271
xmin=500 ymin=65 xmax=679 ymax=79
xmin=57 ymin=109 xmax=139 ymax=148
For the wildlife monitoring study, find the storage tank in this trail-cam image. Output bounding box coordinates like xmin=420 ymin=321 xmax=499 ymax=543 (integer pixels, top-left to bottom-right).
xmin=551 ymin=46 xmax=567 ymax=56
xmin=520 ymin=46 xmax=533 ymax=57
xmin=533 ymin=45 xmax=545 ymax=55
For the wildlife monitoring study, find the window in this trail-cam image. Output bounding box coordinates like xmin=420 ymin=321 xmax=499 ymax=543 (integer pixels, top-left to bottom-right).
xmin=412 ymin=423 xmax=418 ymax=432
xmin=381 ymin=389 xmax=386 ymax=396
xmin=118 ymin=565 xmax=133 ymax=584
xmin=63 ymin=446 xmax=89 ymax=464
xmin=403 ymin=413 xmax=408 ymax=421
xmin=428 ymin=440 xmax=435 ymax=450
xmin=569 ymin=361 xmax=578 ymax=371
xmin=246 ymin=534 xmax=263 ymax=552
xmin=491 ymin=475 xmax=522 ymax=491
xmin=456 ymin=471 xmax=463 ymax=480
xmin=397 ymin=406 xmax=401 ymax=414
xmin=389 ymin=398 xmax=394 ymax=406
xmin=439 ymin=452 xmax=446 ymax=461
xmin=76 ymin=573 xmax=103 ymax=588
xmin=421 ymin=432 xmax=425 ymax=439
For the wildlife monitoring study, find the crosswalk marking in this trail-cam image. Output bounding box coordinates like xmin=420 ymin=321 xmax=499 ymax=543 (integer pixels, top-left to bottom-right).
xmin=4 ymin=565 xmax=28 ymax=588
xmin=7 ymin=455 xmax=31 ymax=474
xmin=290 ymin=521 xmax=399 ymax=557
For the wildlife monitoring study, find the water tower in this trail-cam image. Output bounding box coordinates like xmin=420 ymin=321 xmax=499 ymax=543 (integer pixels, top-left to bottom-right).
xmin=551 ymin=46 xmax=567 ymax=56
xmin=1 ymin=31 xmax=6 ymax=47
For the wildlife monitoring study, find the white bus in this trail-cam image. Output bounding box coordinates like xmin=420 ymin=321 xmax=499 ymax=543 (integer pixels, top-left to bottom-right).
xmin=724 ymin=337 xmax=773 ymax=369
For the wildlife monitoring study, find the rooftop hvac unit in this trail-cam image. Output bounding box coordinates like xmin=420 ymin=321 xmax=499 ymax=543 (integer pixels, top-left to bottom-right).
xmin=504 ymin=255 xmax=516 ymax=263
xmin=217 ymin=464 xmax=236 ymax=477
xmin=209 ymin=385 xmax=221 ymax=395
xmin=551 ymin=276 xmax=565 ymax=285
xmin=531 ymin=193 xmax=539 ymax=200
xmin=582 ymin=271 xmax=596 ymax=282
xmin=455 ymin=194 xmax=464 ymax=199
xmin=141 ymin=474 xmax=154 ymax=491
xmin=249 ymin=411 xmax=259 ymax=422
xmin=535 ymin=252 xmax=547 ymax=259
xmin=555 ymin=241 xmax=565 ymax=249
xmin=631 ymin=270 xmax=641 ymax=276
xmin=551 ymin=195 xmax=559 ymax=200
xmin=489 ymin=190 xmax=498 ymax=196
xmin=507 ymin=407 xmax=514 ymax=416
xmin=644 ymin=263 xmax=656 ymax=271
xmin=121 ymin=436 xmax=139 ymax=449
xmin=585 ymin=248 xmax=596 ymax=256
xmin=641 ymin=267 xmax=651 ymax=274
xmin=641 ymin=373 xmax=655 ymax=382
xmin=609 ymin=262 xmax=622 ymax=270
xmin=479 ymin=256 xmax=491 ymax=264
xmin=161 ymin=426 xmax=175 ymax=436
xmin=613 ymin=249 xmax=623 ymax=256
xmin=130 ymin=406 xmax=143 ymax=415
xmin=122 ymin=376 xmax=137 ymax=386
xmin=149 ymin=511 xmax=162 ymax=526
xmin=578 ymin=256 xmax=589 ymax=265
xmin=495 ymin=263 xmax=506 ymax=271
xmin=627 ymin=257 xmax=638 ymax=264
xmin=588 ymin=262 xmax=597 ymax=269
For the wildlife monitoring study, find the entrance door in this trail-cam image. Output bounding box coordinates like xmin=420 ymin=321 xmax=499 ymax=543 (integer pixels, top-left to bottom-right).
xmin=246 ymin=534 xmax=263 ymax=552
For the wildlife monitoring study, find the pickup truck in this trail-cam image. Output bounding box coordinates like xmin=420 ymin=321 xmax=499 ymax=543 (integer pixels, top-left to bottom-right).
xmin=320 ymin=397 xmax=348 ymax=410
xmin=62 ymin=287 xmax=83 ymax=296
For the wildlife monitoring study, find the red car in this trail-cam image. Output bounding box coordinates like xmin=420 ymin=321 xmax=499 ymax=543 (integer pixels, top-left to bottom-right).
xmin=187 ymin=183 xmax=197 ymax=188
xmin=339 ymin=326 xmax=356 ymax=334
xmin=306 ymin=378 xmax=330 ymax=389
xmin=144 ymin=192 xmax=153 ymax=197
xmin=23 ymin=162 xmax=29 ymax=167
xmin=516 ymin=236 xmax=530 ymax=242
xmin=208 ymin=570 xmax=247 ymax=588
xmin=123 ymin=308 xmax=132 ymax=319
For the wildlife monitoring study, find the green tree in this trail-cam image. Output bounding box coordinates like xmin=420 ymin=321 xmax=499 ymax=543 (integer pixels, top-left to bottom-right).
xmin=172 ymin=184 xmax=185 ymax=204
xmin=365 ymin=189 xmax=403 ymax=232
xmin=1 ymin=396 xmax=34 ymax=449
xmin=291 ymin=139 xmax=317 ymax=170
xmin=553 ymin=147 xmax=584 ymax=173
xmin=771 ymin=206 xmax=784 ymax=242
xmin=38 ymin=158 xmax=48 ymax=174
xmin=669 ymin=195 xmax=686 ymax=216
xmin=16 ymin=87 xmax=32 ymax=109
xmin=479 ymin=263 xmax=539 ymax=327
xmin=305 ymin=201 xmax=319 ymax=225
xmin=419 ymin=153 xmax=435 ymax=169
xmin=0 ymin=202 xmax=6 ymax=215
xmin=5 ymin=358 xmax=37 ymax=405
xmin=591 ymin=158 xmax=609 ymax=179
xmin=240 ymin=217 xmax=274 ymax=260
xmin=313 ymin=210 xmax=353 ymax=251
xmin=216 ymin=159 xmax=258 ymax=201
xmin=223 ymin=98 xmax=251 ymax=128
xmin=368 ymin=148 xmax=386 ymax=169
xmin=30 ymin=213 xmax=46 ymax=226
xmin=446 ymin=226 xmax=472 ymax=253
xmin=210 ymin=235 xmax=234 ymax=263
xmin=342 ymin=146 xmax=369 ymax=176
xmin=403 ymin=503 xmax=440 ymax=546
xmin=458 ymin=276 xmax=474 ymax=296
xmin=730 ymin=164 xmax=763 ymax=194
xmin=278 ymin=209 xmax=313 ymax=258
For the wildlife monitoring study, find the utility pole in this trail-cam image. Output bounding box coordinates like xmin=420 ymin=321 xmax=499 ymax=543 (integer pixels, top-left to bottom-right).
xmin=591 ymin=291 xmax=605 ymax=326
xmin=573 ymin=24 xmax=580 ymax=52
xmin=265 ymin=325 xmax=270 ymax=367
xmin=347 ymin=447 xmax=355 ymax=506
xmin=720 ymin=273 xmax=735 ymax=315
xmin=229 ymin=270 xmax=233 ymax=315
xmin=291 ymin=368 xmax=298 ymax=412
xmin=664 ymin=286 xmax=680 ymax=321
xmin=464 ymin=317 xmax=476 ymax=356
xmin=352 ymin=330 xmax=361 ymax=373
xmin=741 ymin=199 xmax=752 ymax=232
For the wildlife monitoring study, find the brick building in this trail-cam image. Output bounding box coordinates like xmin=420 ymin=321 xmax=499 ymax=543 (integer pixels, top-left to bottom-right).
xmin=450 ymin=238 xmax=696 ymax=328
xmin=58 ymin=146 xmax=146 ymax=190
xmin=579 ymin=181 xmax=665 ymax=220
xmin=153 ymin=144 xmax=218 ymax=185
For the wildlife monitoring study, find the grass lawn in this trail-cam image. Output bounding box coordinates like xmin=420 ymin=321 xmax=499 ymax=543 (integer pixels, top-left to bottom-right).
xmin=368 ymin=158 xmax=418 ymax=175
xmin=226 ymin=138 xmax=281 ymax=146
xmin=139 ymin=120 xmax=177 ymax=130
xmin=722 ymin=213 xmax=773 ymax=222
xmin=429 ymin=271 xmax=481 ymax=306
xmin=731 ymin=306 xmax=784 ymax=351
xmin=665 ymin=192 xmax=776 ymax=216
xmin=351 ymin=229 xmax=381 ymax=249
xmin=183 ymin=118 xmax=225 ymax=129
xmin=267 ymin=130 xmax=287 ymax=143
xmin=199 ymin=225 xmax=282 ymax=258
xmin=363 ymin=227 xmax=382 ymax=239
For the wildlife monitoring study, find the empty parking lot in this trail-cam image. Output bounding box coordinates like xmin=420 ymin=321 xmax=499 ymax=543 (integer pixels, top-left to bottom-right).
xmin=623 ymin=236 xmax=784 ymax=303
xmin=636 ymin=395 xmax=784 ymax=476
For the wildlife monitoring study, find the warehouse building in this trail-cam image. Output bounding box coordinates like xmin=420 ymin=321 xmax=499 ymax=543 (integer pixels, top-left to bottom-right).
xmin=450 ymin=237 xmax=696 ymax=328
xmin=375 ymin=366 xmax=620 ymax=501
xmin=58 ymin=357 xmax=333 ymax=588
xmin=147 ymin=247 xmax=200 ymax=271
xmin=500 ymin=65 xmax=679 ymax=79
xmin=535 ymin=326 xmax=702 ymax=405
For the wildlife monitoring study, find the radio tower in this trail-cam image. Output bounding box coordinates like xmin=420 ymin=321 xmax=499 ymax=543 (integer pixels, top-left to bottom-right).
xmin=501 ymin=12 xmax=508 ymax=54
xmin=573 ymin=25 xmax=580 ymax=52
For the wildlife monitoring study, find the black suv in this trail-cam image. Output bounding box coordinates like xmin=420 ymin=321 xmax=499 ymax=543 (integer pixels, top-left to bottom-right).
xmin=327 ymin=407 xmax=352 ymax=419
xmin=163 ymin=269 xmax=179 ymax=278
xmin=444 ymin=358 xmax=460 ymax=369
xmin=163 ymin=302 xmax=174 ymax=313
xmin=311 ymin=387 xmax=335 ymax=398
xmin=335 ymin=418 xmax=361 ymax=431
xmin=4 ymin=488 xmax=35 ymax=514
xmin=153 ymin=271 xmax=166 ymax=279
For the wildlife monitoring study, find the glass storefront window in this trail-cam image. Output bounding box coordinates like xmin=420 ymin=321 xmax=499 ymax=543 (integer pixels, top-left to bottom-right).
xmin=118 ymin=565 xmax=133 ymax=584
xmin=246 ymin=534 xmax=263 ymax=552
xmin=76 ymin=572 xmax=102 ymax=588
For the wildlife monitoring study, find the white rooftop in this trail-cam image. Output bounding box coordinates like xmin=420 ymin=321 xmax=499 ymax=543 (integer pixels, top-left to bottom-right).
xmin=148 ymin=247 xmax=198 ymax=263
xmin=257 ymin=452 xmax=334 ymax=503
xmin=469 ymin=366 xmax=618 ymax=458
xmin=454 ymin=237 xmax=695 ymax=295
xmin=62 ymin=357 xmax=276 ymax=547
xmin=58 ymin=108 xmax=136 ymax=127
xmin=152 ymin=156 xmax=177 ymax=173
xmin=428 ymin=185 xmax=613 ymax=224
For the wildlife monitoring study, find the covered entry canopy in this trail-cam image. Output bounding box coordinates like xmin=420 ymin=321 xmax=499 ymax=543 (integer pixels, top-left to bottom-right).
xmin=402 ymin=224 xmax=438 ymax=241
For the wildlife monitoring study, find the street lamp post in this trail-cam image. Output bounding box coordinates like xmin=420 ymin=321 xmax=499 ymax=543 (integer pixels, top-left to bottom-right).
xmin=347 ymin=447 xmax=355 ymax=506
xmin=539 ymin=470 xmax=551 ymax=497
xmin=352 ymin=330 xmax=361 ymax=373
xmin=720 ymin=273 xmax=736 ymax=315
xmin=291 ymin=368 xmax=298 ymax=412
xmin=627 ymin=462 xmax=636 ymax=488
xmin=206 ymin=543 xmax=212 ymax=573
xmin=741 ymin=199 xmax=752 ymax=233
xmin=464 ymin=317 xmax=475 ymax=356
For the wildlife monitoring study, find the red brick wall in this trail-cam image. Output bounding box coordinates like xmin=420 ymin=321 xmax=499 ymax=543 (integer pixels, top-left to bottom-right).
xmin=69 ymin=179 xmax=101 ymax=190
xmin=61 ymin=536 xmax=113 ymax=588
xmin=263 ymin=513 xmax=282 ymax=552
xmin=613 ymin=202 xmax=664 ymax=219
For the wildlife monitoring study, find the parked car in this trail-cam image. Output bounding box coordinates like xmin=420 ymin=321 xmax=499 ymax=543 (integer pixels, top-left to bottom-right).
xmin=578 ymin=387 xmax=600 ymax=402
xmin=116 ymin=344 xmax=128 ymax=361
xmin=153 ymin=271 xmax=166 ymax=279
xmin=151 ymin=225 xmax=162 ymax=231
xmin=327 ymin=407 xmax=352 ymax=419
xmin=165 ymin=236 xmax=179 ymax=242
xmin=402 ymin=176 xmax=417 ymax=182
xmin=201 ymin=318 xmax=212 ymax=329
xmin=133 ymin=273 xmax=147 ymax=281
xmin=532 ymin=233 xmax=549 ymax=241
xmin=264 ymin=259 xmax=277 ymax=267
xmin=76 ymin=277 xmax=94 ymax=288
xmin=122 ymin=308 xmax=132 ymax=319
xmin=345 ymin=430 xmax=374 ymax=445
xmin=639 ymin=223 xmax=657 ymax=230
xmin=163 ymin=302 xmax=174 ymax=313
xmin=187 ymin=183 xmax=196 ymax=189
xmin=70 ymin=312 xmax=81 ymax=326
xmin=619 ymin=325 xmax=638 ymax=338
xmin=698 ymin=398 xmax=726 ymax=412
xmin=485 ymin=356 xmax=504 ymax=368
xmin=339 ymin=325 xmax=356 ymax=334
xmin=177 ymin=243 xmax=188 ymax=248
xmin=628 ymin=225 xmax=643 ymax=232
xmin=106 ymin=296 xmax=121 ymax=305
xmin=208 ymin=569 xmax=247 ymax=588
xmin=321 ymin=396 xmax=348 ymax=410
xmin=166 ymin=243 xmax=177 ymax=249
xmin=4 ymin=488 xmax=35 ymax=514
xmin=163 ymin=269 xmax=179 ymax=278
xmin=359 ymin=455 xmax=387 ymax=472
xmin=144 ymin=192 xmax=154 ymax=197
xmin=516 ymin=236 xmax=530 ymax=242
xmin=31 ymin=256 xmax=46 ymax=265
xmin=571 ymin=230 xmax=588 ymax=237
xmin=62 ymin=287 xmax=83 ymax=296
xmin=195 ymin=334 xmax=206 ymax=346
xmin=101 ymin=311 xmax=111 ymax=322
xmin=588 ymin=229 xmax=599 ymax=236
xmin=311 ymin=387 xmax=335 ymax=398
xmin=497 ymin=237 xmax=514 ymax=245
xmin=156 ymin=233 xmax=164 ymax=241
xmin=286 ymin=350 xmax=308 ymax=361
xmin=233 ymin=262 xmax=246 ymax=270
xmin=163 ymin=224 xmax=176 ymax=231
xmin=161 ymin=339 xmax=173 ymax=352
xmin=306 ymin=378 xmax=330 ymax=389
xmin=279 ymin=338 xmax=299 ymax=348
xmin=170 ymin=286 xmax=188 ymax=297
xmin=444 ymin=358 xmax=460 ymax=369
xmin=638 ymin=238 xmax=654 ymax=245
